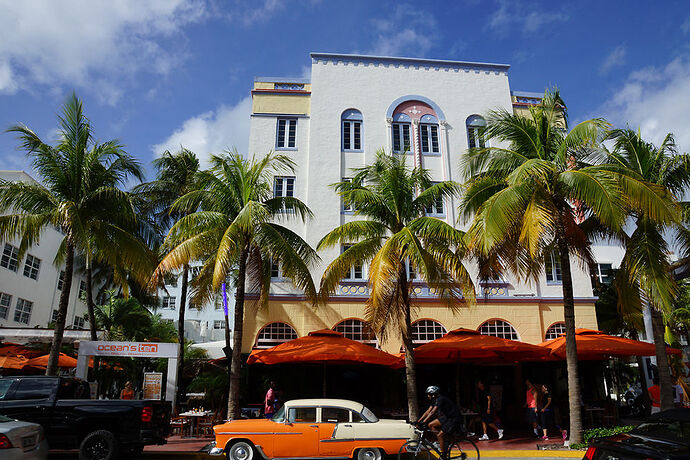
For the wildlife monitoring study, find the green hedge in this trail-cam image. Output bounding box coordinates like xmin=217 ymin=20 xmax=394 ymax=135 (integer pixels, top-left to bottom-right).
xmin=570 ymin=425 xmax=636 ymax=450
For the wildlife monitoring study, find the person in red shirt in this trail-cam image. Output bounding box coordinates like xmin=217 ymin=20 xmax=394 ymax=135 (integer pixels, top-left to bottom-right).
xmin=648 ymin=377 xmax=661 ymax=414
xmin=264 ymin=381 xmax=278 ymax=419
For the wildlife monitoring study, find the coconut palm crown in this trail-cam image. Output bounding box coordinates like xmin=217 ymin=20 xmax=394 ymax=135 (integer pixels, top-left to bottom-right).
xmin=318 ymin=150 xmax=476 ymax=420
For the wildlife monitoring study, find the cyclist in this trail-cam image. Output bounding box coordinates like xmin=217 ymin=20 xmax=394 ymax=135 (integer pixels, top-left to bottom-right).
xmin=417 ymin=386 xmax=461 ymax=458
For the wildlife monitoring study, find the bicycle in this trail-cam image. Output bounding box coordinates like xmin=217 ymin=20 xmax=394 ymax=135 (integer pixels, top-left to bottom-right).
xmin=398 ymin=426 xmax=480 ymax=460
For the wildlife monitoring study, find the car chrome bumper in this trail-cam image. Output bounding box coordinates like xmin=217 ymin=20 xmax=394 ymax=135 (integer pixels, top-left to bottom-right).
xmin=208 ymin=442 xmax=224 ymax=456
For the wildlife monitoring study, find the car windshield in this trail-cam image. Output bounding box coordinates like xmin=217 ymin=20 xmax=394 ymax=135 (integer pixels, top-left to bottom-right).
xmin=271 ymin=406 xmax=286 ymax=423
xmin=632 ymin=419 xmax=690 ymax=442
xmin=0 ymin=380 xmax=12 ymax=400
xmin=360 ymin=406 xmax=378 ymax=423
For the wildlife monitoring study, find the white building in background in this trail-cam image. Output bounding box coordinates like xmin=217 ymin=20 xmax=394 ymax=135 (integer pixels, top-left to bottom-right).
xmin=0 ymin=171 xmax=90 ymax=335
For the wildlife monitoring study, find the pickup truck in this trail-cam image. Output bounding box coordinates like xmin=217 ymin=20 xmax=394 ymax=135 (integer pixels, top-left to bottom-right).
xmin=0 ymin=376 xmax=171 ymax=460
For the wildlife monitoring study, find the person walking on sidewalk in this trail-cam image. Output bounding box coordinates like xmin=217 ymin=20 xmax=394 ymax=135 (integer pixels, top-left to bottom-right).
xmin=264 ymin=381 xmax=278 ymax=419
xmin=477 ymin=380 xmax=503 ymax=441
xmin=524 ymin=379 xmax=539 ymax=437
xmin=538 ymin=383 xmax=566 ymax=441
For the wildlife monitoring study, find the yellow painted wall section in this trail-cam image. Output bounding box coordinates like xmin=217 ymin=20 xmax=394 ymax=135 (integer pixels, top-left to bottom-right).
xmin=252 ymin=93 xmax=311 ymax=115
xmin=241 ymin=300 xmax=598 ymax=354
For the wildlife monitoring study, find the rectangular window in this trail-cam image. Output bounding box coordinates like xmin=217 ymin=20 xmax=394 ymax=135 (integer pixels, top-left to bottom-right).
xmin=0 ymin=293 xmax=11 ymax=319
xmin=342 ymin=245 xmax=363 ymax=280
xmin=425 ymin=183 xmax=445 ymax=216
xmin=596 ymin=263 xmax=613 ymax=284
xmin=162 ymin=296 xmax=176 ymax=309
xmin=392 ymin=123 xmax=411 ymax=153
xmin=276 ymin=118 xmax=297 ymax=149
xmin=23 ymin=254 xmax=41 ymax=280
xmin=273 ymin=176 xmax=295 ymax=198
xmin=420 ymin=124 xmax=439 ymax=153
xmin=288 ymin=407 xmax=317 ymax=423
xmin=51 ymin=309 xmax=59 ymax=324
xmin=342 ymin=121 xmax=362 ymax=151
xmin=57 ymin=270 xmax=65 ymax=290
xmin=270 ymin=261 xmax=282 ymax=279
xmin=1 ymin=243 xmax=19 ymax=272
xmin=14 ymin=298 xmax=32 ymax=324
xmin=73 ymin=316 xmax=85 ymax=329
xmin=406 ymin=260 xmax=418 ymax=280
xmin=214 ymin=320 xmax=225 ymax=329
xmin=341 ymin=178 xmax=355 ymax=212
xmin=468 ymin=127 xmax=486 ymax=149
xmin=79 ymin=280 xmax=87 ymax=299
xmin=545 ymin=252 xmax=563 ymax=283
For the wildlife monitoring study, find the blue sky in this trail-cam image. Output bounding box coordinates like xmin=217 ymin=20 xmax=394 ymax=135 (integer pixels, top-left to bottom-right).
xmin=0 ymin=0 xmax=689 ymax=178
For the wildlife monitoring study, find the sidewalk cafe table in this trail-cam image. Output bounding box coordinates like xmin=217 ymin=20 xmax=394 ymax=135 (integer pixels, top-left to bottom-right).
xmin=179 ymin=411 xmax=212 ymax=437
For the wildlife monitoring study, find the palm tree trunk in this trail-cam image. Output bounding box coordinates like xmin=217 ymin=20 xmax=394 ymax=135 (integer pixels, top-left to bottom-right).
xmin=47 ymin=242 xmax=75 ymax=376
xmin=176 ymin=264 xmax=189 ymax=412
xmin=228 ymin=248 xmax=248 ymax=420
xmin=401 ymin=272 xmax=419 ymax=421
xmin=85 ymin=261 xmax=98 ymax=342
xmin=651 ymin=308 xmax=674 ymax=410
xmin=556 ymin=230 xmax=583 ymax=444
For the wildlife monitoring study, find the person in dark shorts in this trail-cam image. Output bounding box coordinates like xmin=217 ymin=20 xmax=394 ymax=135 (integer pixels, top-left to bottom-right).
xmin=539 ymin=383 xmax=566 ymax=441
xmin=417 ymin=386 xmax=461 ymax=457
xmin=477 ymin=380 xmax=503 ymax=440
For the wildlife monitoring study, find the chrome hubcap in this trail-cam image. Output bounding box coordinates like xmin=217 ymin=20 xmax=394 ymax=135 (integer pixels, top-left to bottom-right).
xmin=234 ymin=446 xmax=249 ymax=460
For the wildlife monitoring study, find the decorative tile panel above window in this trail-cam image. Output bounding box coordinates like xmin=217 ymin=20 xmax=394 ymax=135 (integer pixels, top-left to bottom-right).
xmin=276 ymin=118 xmax=297 ymax=149
xmin=23 ymin=254 xmax=41 ymax=280
xmin=1 ymin=243 xmax=19 ymax=272
xmin=342 ymin=109 xmax=363 ymax=151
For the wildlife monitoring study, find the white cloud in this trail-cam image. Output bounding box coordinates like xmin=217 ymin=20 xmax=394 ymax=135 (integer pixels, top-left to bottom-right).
xmin=489 ymin=0 xmax=568 ymax=35
xmin=0 ymin=0 xmax=207 ymax=103
xmin=682 ymin=16 xmax=690 ymax=35
xmin=366 ymin=4 xmax=437 ymax=57
xmin=600 ymin=45 xmax=627 ymax=75
xmin=152 ymin=97 xmax=252 ymax=167
xmin=601 ymin=55 xmax=690 ymax=154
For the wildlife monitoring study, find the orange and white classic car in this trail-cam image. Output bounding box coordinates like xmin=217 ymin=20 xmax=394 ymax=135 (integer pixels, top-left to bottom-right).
xmin=210 ymin=399 xmax=414 ymax=460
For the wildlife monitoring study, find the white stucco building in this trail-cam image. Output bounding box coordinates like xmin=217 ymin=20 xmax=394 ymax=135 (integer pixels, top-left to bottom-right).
xmin=241 ymin=52 xmax=624 ymax=353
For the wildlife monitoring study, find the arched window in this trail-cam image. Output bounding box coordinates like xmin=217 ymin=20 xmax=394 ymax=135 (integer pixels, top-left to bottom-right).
xmin=389 ymin=99 xmax=441 ymax=155
xmin=255 ymin=322 xmax=298 ymax=348
xmin=545 ymin=322 xmax=566 ymax=341
xmin=333 ymin=319 xmax=378 ymax=347
xmin=478 ymin=319 xmax=519 ymax=340
xmin=466 ymin=115 xmax=487 ymax=149
xmin=342 ymin=109 xmax=363 ymax=151
xmin=412 ymin=319 xmax=447 ymax=346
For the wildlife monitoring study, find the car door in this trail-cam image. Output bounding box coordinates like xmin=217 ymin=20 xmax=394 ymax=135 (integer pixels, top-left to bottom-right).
xmin=319 ymin=407 xmax=354 ymax=458
xmin=273 ymin=406 xmax=319 ymax=458
xmin=0 ymin=378 xmax=59 ymax=446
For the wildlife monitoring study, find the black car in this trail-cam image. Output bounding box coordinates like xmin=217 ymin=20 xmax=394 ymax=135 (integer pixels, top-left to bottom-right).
xmin=584 ymin=409 xmax=690 ymax=460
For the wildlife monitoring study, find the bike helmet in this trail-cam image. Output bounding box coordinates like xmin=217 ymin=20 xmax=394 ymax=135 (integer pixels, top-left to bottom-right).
xmin=425 ymin=385 xmax=440 ymax=395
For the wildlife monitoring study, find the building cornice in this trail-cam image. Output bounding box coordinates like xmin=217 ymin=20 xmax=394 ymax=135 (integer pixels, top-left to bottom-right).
xmin=310 ymin=53 xmax=510 ymax=73
xmin=251 ymin=89 xmax=311 ymax=96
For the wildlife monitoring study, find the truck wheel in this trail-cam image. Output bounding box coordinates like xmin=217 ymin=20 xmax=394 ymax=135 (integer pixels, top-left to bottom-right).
xmin=228 ymin=441 xmax=254 ymax=460
xmin=357 ymin=447 xmax=382 ymax=460
xmin=79 ymin=430 xmax=118 ymax=460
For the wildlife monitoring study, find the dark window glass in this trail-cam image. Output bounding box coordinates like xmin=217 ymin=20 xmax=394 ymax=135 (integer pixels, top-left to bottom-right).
xmin=343 ymin=121 xmax=351 ymax=150
xmin=0 ymin=380 xmax=14 ymax=400
xmin=322 ymin=407 xmax=350 ymax=423
xmin=13 ymin=378 xmax=57 ymax=400
xmin=287 ymin=120 xmax=296 ymax=148
xmin=353 ymin=122 xmax=361 ymax=150
xmin=277 ymin=119 xmax=286 ymax=147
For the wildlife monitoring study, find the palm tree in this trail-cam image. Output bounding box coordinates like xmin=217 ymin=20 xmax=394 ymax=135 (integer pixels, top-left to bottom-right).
xmin=318 ymin=151 xmax=475 ymax=420
xmin=0 ymin=93 xmax=143 ymax=376
xmin=135 ymin=148 xmax=200 ymax=407
xmin=151 ymin=151 xmax=319 ymax=418
xmin=606 ymin=129 xmax=689 ymax=411
xmin=457 ymin=89 xmax=672 ymax=443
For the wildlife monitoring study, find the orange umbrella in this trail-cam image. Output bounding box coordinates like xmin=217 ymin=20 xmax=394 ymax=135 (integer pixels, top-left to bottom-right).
xmin=538 ymin=328 xmax=683 ymax=360
xmin=0 ymin=342 xmax=42 ymax=359
xmin=413 ymin=328 xmax=552 ymax=363
xmin=247 ymin=329 xmax=403 ymax=368
xmin=26 ymin=352 xmax=78 ymax=369
xmin=0 ymin=355 xmax=30 ymax=369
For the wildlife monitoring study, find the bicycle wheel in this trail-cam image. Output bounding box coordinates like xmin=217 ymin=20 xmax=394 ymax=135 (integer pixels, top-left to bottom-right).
xmin=446 ymin=439 xmax=480 ymax=460
xmin=398 ymin=440 xmax=433 ymax=460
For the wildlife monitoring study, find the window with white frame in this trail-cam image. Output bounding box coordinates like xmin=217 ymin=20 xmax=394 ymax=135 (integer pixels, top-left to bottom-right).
xmin=0 ymin=292 xmax=11 ymax=319
xmin=425 ymin=182 xmax=445 ymax=216
xmin=79 ymin=280 xmax=87 ymax=298
xmin=466 ymin=115 xmax=487 ymax=149
xmin=594 ymin=263 xmax=613 ymax=285
xmin=412 ymin=319 xmax=447 ymax=345
xmin=342 ymin=244 xmax=364 ymax=280
xmin=333 ymin=319 xmax=377 ymax=346
xmin=342 ymin=109 xmax=363 ymax=151
xmin=214 ymin=320 xmax=225 ymax=329
xmin=273 ymin=176 xmax=295 ymax=198
xmin=57 ymin=270 xmax=65 ymax=290
xmin=51 ymin=309 xmax=59 ymax=324
xmin=276 ymin=118 xmax=297 ymax=149
xmin=162 ymin=296 xmax=176 ymax=309
xmin=73 ymin=316 xmax=85 ymax=329
xmin=545 ymin=322 xmax=566 ymax=341
xmin=341 ymin=178 xmax=356 ymax=212
xmin=255 ymin=322 xmax=297 ymax=348
xmin=406 ymin=259 xmax=418 ymax=281
xmin=23 ymin=254 xmax=41 ymax=280
xmin=478 ymin=319 xmax=519 ymax=340
xmin=545 ymin=251 xmax=562 ymax=283
xmin=1 ymin=243 xmax=19 ymax=272
xmin=270 ymin=260 xmax=283 ymax=279
xmin=419 ymin=115 xmax=440 ymax=154
xmin=14 ymin=298 xmax=32 ymax=324
xmin=392 ymin=114 xmax=412 ymax=153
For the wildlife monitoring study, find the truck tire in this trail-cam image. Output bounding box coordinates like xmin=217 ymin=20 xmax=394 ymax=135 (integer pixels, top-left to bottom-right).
xmin=79 ymin=429 xmax=118 ymax=460
xmin=227 ymin=441 xmax=254 ymax=460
